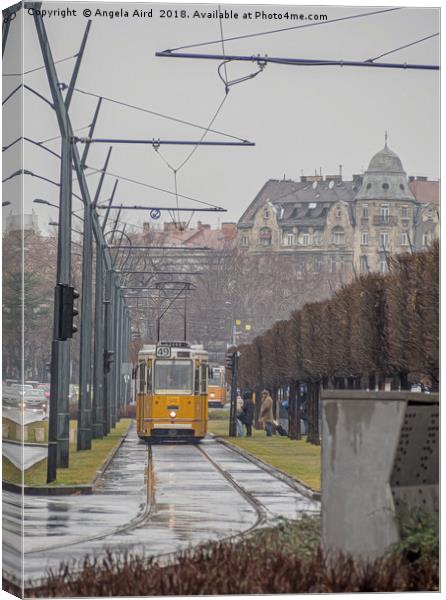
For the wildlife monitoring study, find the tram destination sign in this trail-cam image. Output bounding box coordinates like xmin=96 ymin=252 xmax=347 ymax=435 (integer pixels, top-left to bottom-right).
xmin=156 ymin=346 xmax=171 ymax=358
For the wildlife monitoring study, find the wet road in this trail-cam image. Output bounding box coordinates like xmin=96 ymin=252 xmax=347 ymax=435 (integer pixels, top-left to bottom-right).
xmin=3 ymin=424 xmax=319 ymax=586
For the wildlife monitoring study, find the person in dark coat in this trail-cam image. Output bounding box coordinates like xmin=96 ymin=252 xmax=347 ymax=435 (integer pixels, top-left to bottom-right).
xmin=240 ymin=391 xmax=255 ymax=437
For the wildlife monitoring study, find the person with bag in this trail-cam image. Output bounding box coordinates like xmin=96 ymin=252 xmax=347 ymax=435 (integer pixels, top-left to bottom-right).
xmin=259 ymin=389 xmax=274 ymax=437
xmin=240 ymin=391 xmax=255 ymax=437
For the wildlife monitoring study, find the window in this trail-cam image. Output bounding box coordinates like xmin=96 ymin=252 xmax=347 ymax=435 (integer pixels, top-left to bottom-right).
xmin=379 ymin=232 xmax=389 ymax=250
xmin=138 ymin=361 xmax=146 ymax=394
xmin=422 ymin=232 xmax=429 ymax=247
xmin=382 ymin=182 xmax=389 ymax=190
xmin=259 ymin=227 xmax=272 ymax=246
xmin=154 ymin=360 xmax=193 ymax=394
xmin=362 ymin=205 xmax=369 ymax=218
xmin=200 ymin=363 xmax=208 ymax=394
xmin=360 ymin=255 xmax=368 ymax=274
xmin=314 ymin=257 xmax=322 ymax=272
xmin=302 ymin=233 xmax=309 ymax=246
xmin=366 ymin=183 xmax=372 ymax=190
xmin=330 ymin=256 xmax=337 ymax=273
xmin=284 ymin=233 xmax=295 ymax=246
xmin=263 ymin=207 xmax=270 ymax=219
xmin=380 ymin=260 xmax=389 ymax=274
xmin=401 ymin=232 xmax=409 ymax=246
xmin=361 ymin=231 xmax=369 ymax=246
xmin=380 ymin=205 xmax=390 ymax=223
xmin=335 ymin=206 xmax=342 ymax=218
xmin=401 ymin=206 xmax=408 ymax=218
xmin=332 ymin=226 xmax=344 ymax=245
xmin=427 ymin=208 xmax=433 ymax=221
xmin=241 ymin=236 xmax=249 ymax=247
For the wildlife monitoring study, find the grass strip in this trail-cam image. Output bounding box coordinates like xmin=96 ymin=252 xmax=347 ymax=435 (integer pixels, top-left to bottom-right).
xmin=2 ymin=419 xmax=131 ymax=486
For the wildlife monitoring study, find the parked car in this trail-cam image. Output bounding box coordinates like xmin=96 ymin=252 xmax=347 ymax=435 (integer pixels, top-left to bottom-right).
xmin=24 ymin=389 xmax=47 ymax=407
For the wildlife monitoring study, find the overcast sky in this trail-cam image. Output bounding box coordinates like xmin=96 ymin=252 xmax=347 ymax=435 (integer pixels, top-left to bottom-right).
xmin=3 ymin=2 xmax=440 ymax=231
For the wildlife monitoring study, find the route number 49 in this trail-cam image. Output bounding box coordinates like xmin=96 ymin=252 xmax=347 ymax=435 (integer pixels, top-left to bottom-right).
xmin=156 ymin=346 xmax=171 ymax=358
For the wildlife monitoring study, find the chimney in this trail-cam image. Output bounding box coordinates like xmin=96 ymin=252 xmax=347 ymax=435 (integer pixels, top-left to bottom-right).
xmin=221 ymin=222 xmax=237 ymax=238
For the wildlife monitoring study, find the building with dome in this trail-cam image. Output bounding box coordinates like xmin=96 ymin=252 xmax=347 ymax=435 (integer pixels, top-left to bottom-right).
xmin=237 ymin=140 xmax=439 ymax=278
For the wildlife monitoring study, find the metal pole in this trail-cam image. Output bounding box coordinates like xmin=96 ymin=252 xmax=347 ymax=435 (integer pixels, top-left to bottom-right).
xmin=33 ymin=14 xmax=73 ymax=478
xmin=77 ymin=198 xmax=93 ymax=450
xmin=92 ymin=243 xmax=104 ymax=438
xmin=103 ymin=271 xmax=112 ymax=435
xmin=229 ymin=352 xmax=238 ymax=437
xmin=155 ymin=50 xmax=440 ymax=71
xmin=110 ymin=282 xmax=118 ymax=428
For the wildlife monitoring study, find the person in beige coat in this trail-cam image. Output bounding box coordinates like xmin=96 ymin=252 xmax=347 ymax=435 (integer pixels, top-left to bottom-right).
xmin=259 ymin=389 xmax=274 ymax=436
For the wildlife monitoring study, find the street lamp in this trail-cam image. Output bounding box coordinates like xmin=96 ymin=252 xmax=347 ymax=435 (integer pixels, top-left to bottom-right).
xmin=34 ymin=198 xmax=84 ymax=222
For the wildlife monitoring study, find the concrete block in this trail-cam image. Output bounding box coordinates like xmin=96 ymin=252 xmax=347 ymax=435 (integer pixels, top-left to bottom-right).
xmin=321 ymin=391 xmax=438 ymax=561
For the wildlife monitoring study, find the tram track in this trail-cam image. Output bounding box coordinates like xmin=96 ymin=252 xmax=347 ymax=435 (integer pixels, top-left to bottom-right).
xmin=17 ymin=436 xmax=318 ymax=585
xmin=25 ymin=443 xmax=155 ymax=556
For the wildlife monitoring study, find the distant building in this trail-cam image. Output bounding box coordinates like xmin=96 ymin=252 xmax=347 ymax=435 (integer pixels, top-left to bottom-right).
xmin=142 ymin=220 xmax=237 ymax=250
xmin=3 ymin=210 xmax=39 ymax=233
xmin=237 ymin=141 xmax=439 ymax=276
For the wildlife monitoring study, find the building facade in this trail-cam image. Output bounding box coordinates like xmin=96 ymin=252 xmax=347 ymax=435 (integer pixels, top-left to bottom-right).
xmin=237 ymin=142 xmax=439 ymax=278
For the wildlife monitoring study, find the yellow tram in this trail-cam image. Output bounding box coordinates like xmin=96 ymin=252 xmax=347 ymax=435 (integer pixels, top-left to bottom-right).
xmin=136 ymin=341 xmax=208 ymax=442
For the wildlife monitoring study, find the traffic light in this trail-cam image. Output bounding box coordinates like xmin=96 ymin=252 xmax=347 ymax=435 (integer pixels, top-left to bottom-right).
xmin=104 ymin=350 xmax=115 ymax=373
xmin=57 ymin=284 xmax=79 ymax=340
xmin=225 ymin=352 xmax=235 ymax=370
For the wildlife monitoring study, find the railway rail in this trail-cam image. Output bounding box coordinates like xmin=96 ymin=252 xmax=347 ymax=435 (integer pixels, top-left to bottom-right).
xmin=3 ymin=431 xmax=319 ymax=586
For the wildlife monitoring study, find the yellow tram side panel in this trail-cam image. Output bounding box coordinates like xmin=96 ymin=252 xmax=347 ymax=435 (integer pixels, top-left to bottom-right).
xmin=137 ymin=392 xmax=208 ymax=438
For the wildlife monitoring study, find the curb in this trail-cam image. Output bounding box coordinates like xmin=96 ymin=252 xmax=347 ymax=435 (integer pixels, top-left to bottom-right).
xmin=214 ymin=436 xmax=321 ymax=501
xmin=2 ymin=481 xmax=93 ymax=495
xmin=3 ymin=422 xmax=133 ymax=496
xmin=92 ymin=422 xmax=132 ymax=489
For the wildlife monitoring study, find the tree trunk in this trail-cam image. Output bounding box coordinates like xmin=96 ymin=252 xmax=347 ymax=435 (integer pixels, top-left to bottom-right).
xmin=399 ymin=371 xmax=410 ymax=391
xmin=306 ymin=381 xmax=321 ymax=445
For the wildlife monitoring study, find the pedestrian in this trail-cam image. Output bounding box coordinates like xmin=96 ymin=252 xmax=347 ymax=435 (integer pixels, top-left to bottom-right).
xmin=259 ymin=389 xmax=274 ymax=437
xmin=240 ymin=391 xmax=255 ymax=437
xmin=236 ymin=393 xmax=244 ymax=436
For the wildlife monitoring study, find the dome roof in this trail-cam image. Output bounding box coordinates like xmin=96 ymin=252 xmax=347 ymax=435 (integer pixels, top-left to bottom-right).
xmin=366 ymin=143 xmax=405 ymax=175
xmin=355 ymin=139 xmax=415 ymax=202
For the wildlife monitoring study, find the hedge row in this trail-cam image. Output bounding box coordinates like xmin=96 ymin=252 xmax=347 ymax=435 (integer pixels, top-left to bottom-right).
xmin=237 ymin=244 xmax=439 ymax=392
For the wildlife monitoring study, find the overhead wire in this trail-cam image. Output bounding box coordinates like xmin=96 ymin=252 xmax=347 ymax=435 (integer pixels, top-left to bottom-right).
xmin=150 ymin=12 xmax=250 ymax=230
xmin=79 ymin=164 xmax=225 ymax=209
xmin=72 ymin=87 xmax=248 ymax=142
xmin=2 ymin=53 xmax=78 ymax=77
xmin=164 ymin=7 xmax=402 ymax=52
xmin=366 ymin=32 xmax=440 ymax=62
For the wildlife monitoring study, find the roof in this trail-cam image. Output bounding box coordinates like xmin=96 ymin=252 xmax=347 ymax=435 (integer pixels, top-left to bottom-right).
xmin=355 ymin=143 xmax=415 ymax=202
xmin=239 ymin=178 xmax=358 ymax=228
xmin=366 ymin=143 xmax=405 ymax=175
xmin=409 ymin=180 xmax=440 ymax=206
xmin=238 ymin=180 xmax=307 ymax=226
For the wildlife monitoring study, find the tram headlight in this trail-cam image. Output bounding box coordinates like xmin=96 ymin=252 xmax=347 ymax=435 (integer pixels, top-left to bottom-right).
xmin=169 ymin=411 xmax=177 ymax=418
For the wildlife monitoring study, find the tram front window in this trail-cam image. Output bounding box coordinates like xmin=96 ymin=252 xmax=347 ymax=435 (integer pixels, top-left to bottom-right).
xmin=154 ymin=360 xmax=193 ymax=394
